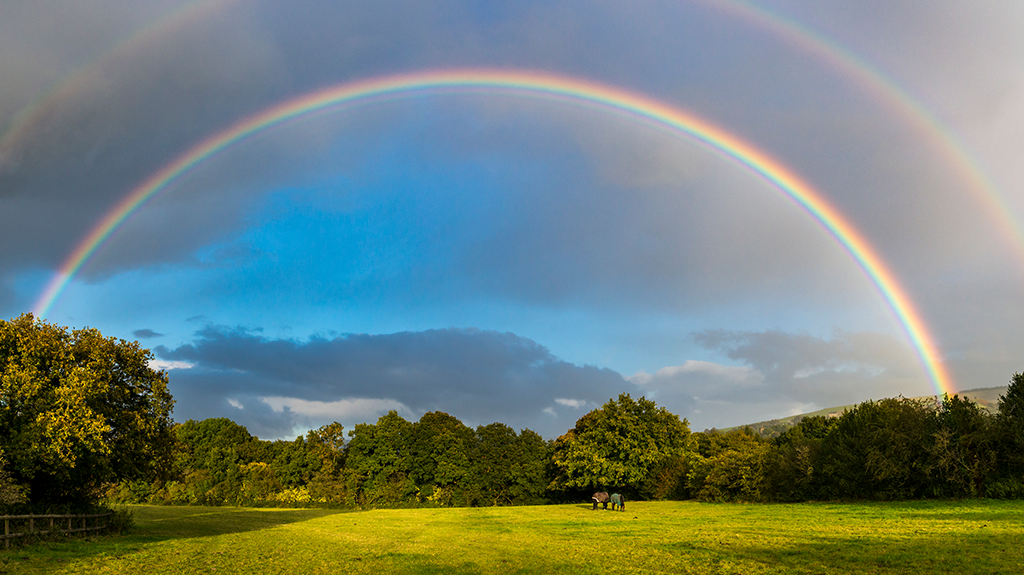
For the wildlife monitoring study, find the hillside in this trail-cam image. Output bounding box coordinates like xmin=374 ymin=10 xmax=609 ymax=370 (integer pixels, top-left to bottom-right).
xmin=724 ymin=386 xmax=1008 ymax=438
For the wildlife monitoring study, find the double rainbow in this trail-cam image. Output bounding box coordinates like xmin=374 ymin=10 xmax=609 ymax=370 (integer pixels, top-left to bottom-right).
xmin=32 ymin=69 xmax=955 ymax=396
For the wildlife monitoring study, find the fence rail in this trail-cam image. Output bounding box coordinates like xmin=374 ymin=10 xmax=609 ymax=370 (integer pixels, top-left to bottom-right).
xmin=1 ymin=513 xmax=113 ymax=549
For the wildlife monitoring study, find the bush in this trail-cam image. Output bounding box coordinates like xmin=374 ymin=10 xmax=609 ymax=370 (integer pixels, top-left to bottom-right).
xmin=106 ymin=507 xmax=135 ymax=535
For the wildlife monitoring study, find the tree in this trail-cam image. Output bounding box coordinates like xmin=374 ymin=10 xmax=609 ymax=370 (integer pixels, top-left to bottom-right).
xmin=816 ymin=397 xmax=935 ymax=499
xmin=686 ymin=428 xmax=771 ymax=502
xmin=345 ymin=411 xmax=416 ymax=506
xmin=766 ymin=415 xmax=841 ymax=501
xmin=406 ymin=412 xmax=474 ymax=505
xmin=928 ymin=394 xmax=994 ymax=497
xmin=0 ymin=314 xmax=175 ymax=507
xmin=989 ymin=372 xmax=1024 ymax=497
xmin=550 ymin=394 xmax=691 ymax=493
xmin=468 ymin=423 xmax=550 ymax=506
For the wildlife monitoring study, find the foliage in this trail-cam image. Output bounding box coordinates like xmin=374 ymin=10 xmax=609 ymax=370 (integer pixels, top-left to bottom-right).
xmin=101 ymin=371 xmax=1024 ymax=507
xmin=550 ymin=393 xmax=691 ymax=492
xmin=766 ymin=415 xmax=841 ymax=501
xmin=345 ymin=411 xmax=417 ymax=507
xmin=814 ymin=397 xmax=936 ymax=499
xmin=106 ymin=507 xmax=136 ymax=535
xmin=406 ymin=411 xmax=474 ymax=504
xmin=988 ymin=372 xmax=1024 ymax=497
xmin=467 ymin=423 xmax=550 ymax=506
xmin=0 ymin=314 xmax=175 ymax=507
xmin=928 ymin=394 xmax=995 ymax=497
xmin=686 ymin=428 xmax=771 ymax=502
xmin=0 ymin=452 xmax=29 ymax=509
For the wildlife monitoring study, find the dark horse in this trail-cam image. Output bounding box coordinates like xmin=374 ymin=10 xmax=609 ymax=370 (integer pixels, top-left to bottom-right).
xmin=592 ymin=491 xmax=610 ymax=510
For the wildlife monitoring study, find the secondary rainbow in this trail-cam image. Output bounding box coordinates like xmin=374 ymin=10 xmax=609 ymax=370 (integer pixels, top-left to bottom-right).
xmin=712 ymin=0 xmax=1024 ymax=262
xmin=32 ymin=69 xmax=955 ymax=396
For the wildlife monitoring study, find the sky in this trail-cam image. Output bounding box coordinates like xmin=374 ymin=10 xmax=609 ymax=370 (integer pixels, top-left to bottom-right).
xmin=3 ymin=0 xmax=1024 ymax=440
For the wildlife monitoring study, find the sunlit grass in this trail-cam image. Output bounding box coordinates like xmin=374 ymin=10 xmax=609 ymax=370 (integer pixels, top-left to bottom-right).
xmin=2 ymin=500 xmax=1022 ymax=574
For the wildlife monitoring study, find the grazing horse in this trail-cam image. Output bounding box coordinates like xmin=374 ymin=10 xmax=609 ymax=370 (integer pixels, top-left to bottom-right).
xmin=610 ymin=493 xmax=625 ymax=511
xmin=592 ymin=491 xmax=610 ymax=510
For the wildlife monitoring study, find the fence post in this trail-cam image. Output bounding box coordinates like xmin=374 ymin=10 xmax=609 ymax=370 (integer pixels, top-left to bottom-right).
xmin=4 ymin=517 xmax=9 ymax=550
xmin=29 ymin=514 xmax=34 ymax=534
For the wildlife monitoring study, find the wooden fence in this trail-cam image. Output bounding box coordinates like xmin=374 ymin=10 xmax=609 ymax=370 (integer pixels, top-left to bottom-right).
xmin=1 ymin=512 xmax=113 ymax=549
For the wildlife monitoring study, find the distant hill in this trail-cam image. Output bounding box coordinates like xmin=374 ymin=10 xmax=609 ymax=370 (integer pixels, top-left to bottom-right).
xmin=720 ymin=386 xmax=1008 ymax=438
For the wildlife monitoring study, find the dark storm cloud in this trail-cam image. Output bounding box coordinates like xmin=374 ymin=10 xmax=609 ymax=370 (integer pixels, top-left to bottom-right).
xmin=157 ymin=325 xmax=627 ymax=439
xmin=3 ymin=0 xmax=1005 ymax=313
xmin=0 ymin=0 xmax=891 ymax=280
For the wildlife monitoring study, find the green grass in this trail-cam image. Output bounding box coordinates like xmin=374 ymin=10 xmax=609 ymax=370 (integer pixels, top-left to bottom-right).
xmin=2 ymin=500 xmax=1023 ymax=574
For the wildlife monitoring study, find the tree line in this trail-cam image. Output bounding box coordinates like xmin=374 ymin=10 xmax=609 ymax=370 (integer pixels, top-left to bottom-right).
xmin=103 ymin=412 xmax=552 ymax=508
xmin=5 ymin=314 xmax=1024 ymax=511
xmin=104 ymin=375 xmax=1024 ymax=507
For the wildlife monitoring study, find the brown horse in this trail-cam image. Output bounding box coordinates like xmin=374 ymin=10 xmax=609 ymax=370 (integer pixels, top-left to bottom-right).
xmin=592 ymin=491 xmax=610 ymax=510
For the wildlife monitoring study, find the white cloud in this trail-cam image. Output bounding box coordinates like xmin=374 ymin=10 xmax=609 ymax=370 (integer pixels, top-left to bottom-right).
xmin=149 ymin=359 xmax=193 ymax=371
xmin=259 ymin=396 xmax=411 ymax=421
xmin=554 ymin=398 xmax=587 ymax=408
xmin=628 ymin=360 xmax=763 ymax=388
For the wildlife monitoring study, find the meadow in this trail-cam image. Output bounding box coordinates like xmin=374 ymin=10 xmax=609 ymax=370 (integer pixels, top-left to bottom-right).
xmin=2 ymin=500 xmax=1022 ymax=574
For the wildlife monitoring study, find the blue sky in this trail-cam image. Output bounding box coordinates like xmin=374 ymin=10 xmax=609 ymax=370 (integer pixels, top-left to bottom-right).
xmin=3 ymin=1 xmax=1024 ymax=439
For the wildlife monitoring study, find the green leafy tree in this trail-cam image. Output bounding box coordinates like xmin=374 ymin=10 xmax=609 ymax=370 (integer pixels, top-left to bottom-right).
xmin=468 ymin=423 xmax=550 ymax=506
xmin=0 ymin=314 xmax=175 ymax=507
xmin=928 ymin=394 xmax=995 ymax=497
xmin=766 ymin=415 xmax=841 ymax=501
xmin=345 ymin=410 xmax=416 ymax=506
xmin=816 ymin=397 xmax=935 ymax=499
xmin=989 ymin=373 xmax=1024 ymax=497
xmin=173 ymin=419 xmax=244 ymax=504
xmin=550 ymin=394 xmax=691 ymax=493
xmin=686 ymin=428 xmax=771 ymax=502
xmin=305 ymin=422 xmax=347 ymax=476
xmin=304 ymin=422 xmax=350 ymax=505
xmin=407 ymin=412 xmax=474 ymax=505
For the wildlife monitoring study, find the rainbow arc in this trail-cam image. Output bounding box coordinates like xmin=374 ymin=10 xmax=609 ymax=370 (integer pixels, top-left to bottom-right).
xmin=31 ymin=69 xmax=955 ymax=396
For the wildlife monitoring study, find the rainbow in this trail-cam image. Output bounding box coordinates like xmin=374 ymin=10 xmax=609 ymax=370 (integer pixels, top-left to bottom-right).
xmin=31 ymin=69 xmax=955 ymax=396
xmin=712 ymin=0 xmax=1024 ymax=262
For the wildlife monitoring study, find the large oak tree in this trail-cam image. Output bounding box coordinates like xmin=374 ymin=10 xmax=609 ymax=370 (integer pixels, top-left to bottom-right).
xmin=550 ymin=393 xmax=691 ymax=492
xmin=0 ymin=314 xmax=175 ymax=507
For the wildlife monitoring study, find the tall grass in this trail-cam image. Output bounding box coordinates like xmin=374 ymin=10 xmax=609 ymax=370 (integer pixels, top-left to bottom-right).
xmin=2 ymin=500 xmax=1022 ymax=574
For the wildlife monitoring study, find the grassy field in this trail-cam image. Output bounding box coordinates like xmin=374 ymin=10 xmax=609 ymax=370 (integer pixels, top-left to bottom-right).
xmin=2 ymin=500 xmax=1023 ymax=574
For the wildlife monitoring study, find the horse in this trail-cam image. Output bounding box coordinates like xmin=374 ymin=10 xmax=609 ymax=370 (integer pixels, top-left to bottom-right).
xmin=592 ymin=491 xmax=610 ymax=510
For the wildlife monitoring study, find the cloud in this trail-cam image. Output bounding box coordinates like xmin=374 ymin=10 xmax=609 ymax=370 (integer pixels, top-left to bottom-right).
xmin=630 ymin=329 xmax=929 ymax=430
xmin=258 ymin=396 xmax=413 ymax=438
xmin=133 ymin=328 xmax=163 ymax=339
xmin=149 ymin=359 xmax=193 ymax=372
xmin=157 ymin=325 xmax=627 ymax=439
xmin=156 ymin=323 xmax=932 ymax=438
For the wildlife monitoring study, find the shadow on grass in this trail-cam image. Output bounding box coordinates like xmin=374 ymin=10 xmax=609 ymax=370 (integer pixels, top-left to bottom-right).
xmin=656 ymin=528 xmax=1024 ymax=574
xmin=128 ymin=505 xmax=351 ymax=540
xmin=0 ymin=505 xmax=351 ymax=569
xmin=576 ymin=503 xmax=627 ymax=512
